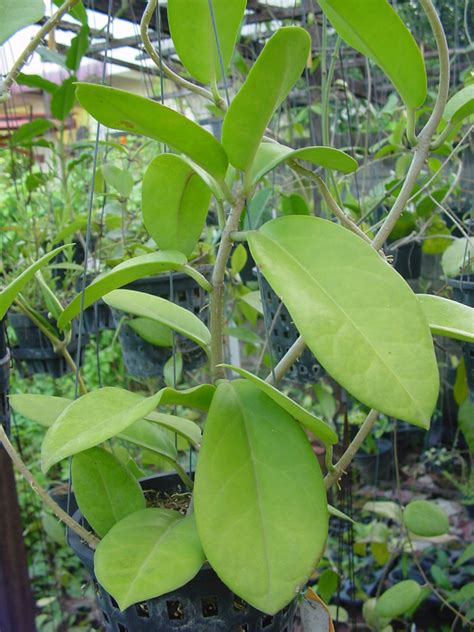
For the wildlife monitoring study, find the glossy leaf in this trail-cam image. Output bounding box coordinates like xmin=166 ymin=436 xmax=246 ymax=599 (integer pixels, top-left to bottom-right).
xmin=222 ymin=27 xmax=311 ymax=173
xmin=76 ymin=84 xmax=228 ymax=183
xmin=128 ymin=318 xmax=173 ymax=347
xmin=156 ymin=384 xmax=216 ymax=411
xmin=142 ymin=154 xmax=211 ymax=257
xmin=168 ymin=0 xmax=245 ymax=85
xmin=146 ymin=411 xmax=202 ymax=448
xmin=103 ymin=290 xmax=211 ymax=351
xmin=194 ymin=380 xmax=328 ymax=614
xmin=41 ymin=388 xmax=167 ymax=472
xmin=95 ymin=509 xmax=205 ymax=610
xmin=318 ymin=0 xmax=426 ymax=109
xmin=0 ymin=0 xmax=44 ymax=45
xmin=250 ymin=141 xmax=358 ymax=184
xmin=0 ymin=245 xmax=71 ymax=320
xmin=403 ymin=500 xmax=449 ymax=537
xmin=72 ymin=447 xmax=145 ymax=537
xmin=248 ymin=216 xmax=438 ymax=427
xmin=58 ymin=252 xmax=187 ymax=329
xmin=375 ymin=580 xmax=422 ymax=618
xmin=443 ymin=85 xmax=474 ymax=125
xmin=417 ymin=294 xmax=474 ymax=343
xmin=221 ymin=365 xmax=337 ymax=445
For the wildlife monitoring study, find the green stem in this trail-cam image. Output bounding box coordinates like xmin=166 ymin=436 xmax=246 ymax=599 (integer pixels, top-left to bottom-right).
xmin=406 ymin=107 xmax=418 ymax=146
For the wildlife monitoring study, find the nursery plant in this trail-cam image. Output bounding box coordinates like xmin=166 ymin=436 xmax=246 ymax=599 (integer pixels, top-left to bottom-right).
xmin=1 ymin=0 xmax=474 ymax=627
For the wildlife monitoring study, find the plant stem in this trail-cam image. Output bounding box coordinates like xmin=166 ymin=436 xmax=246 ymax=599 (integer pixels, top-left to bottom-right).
xmin=406 ymin=107 xmax=417 ymax=146
xmin=0 ymin=0 xmax=81 ymax=101
xmin=140 ymin=0 xmax=222 ymax=108
xmin=371 ymin=0 xmax=450 ymax=251
xmin=0 ymin=425 xmax=99 ymax=549
xmin=324 ymin=409 xmax=379 ymax=489
xmin=265 ymin=336 xmax=306 ymax=384
xmin=210 ymin=195 xmax=246 ymax=381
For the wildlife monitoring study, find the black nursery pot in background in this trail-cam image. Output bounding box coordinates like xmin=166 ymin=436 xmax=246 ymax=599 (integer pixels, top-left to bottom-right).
xmin=68 ymin=473 xmax=297 ymax=632
xmin=390 ymin=241 xmax=422 ymax=281
xmin=448 ymin=275 xmax=474 ymax=401
xmin=7 ymin=313 xmax=89 ymax=378
xmin=352 ymin=438 xmax=392 ymax=485
xmin=114 ymin=267 xmax=212 ymax=379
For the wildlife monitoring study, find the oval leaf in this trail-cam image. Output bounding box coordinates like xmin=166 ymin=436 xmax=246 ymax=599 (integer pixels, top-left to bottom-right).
xmin=418 ymin=294 xmax=474 ymax=343
xmin=403 ymin=500 xmax=449 ymax=537
xmin=441 ymin=237 xmax=473 ymax=278
xmin=75 ymin=84 xmax=228 ymax=183
xmin=248 ymin=216 xmax=439 ymax=427
xmin=58 ymin=251 xmax=187 ymax=329
xmin=443 ymin=85 xmax=474 ymax=125
xmin=168 ymin=0 xmax=245 ymax=85
xmin=222 ymin=27 xmax=311 ymax=173
xmin=104 ymin=289 xmax=211 ymax=351
xmin=95 ymin=509 xmax=205 ymax=610
xmin=318 ymin=0 xmax=427 ymax=109
xmin=0 ymin=0 xmax=44 ymax=45
xmin=375 ymin=580 xmax=422 ymax=619
xmin=194 ymin=379 xmax=328 ymax=614
xmin=0 ymin=245 xmax=71 ymax=320
xmin=72 ymin=447 xmax=145 ymax=538
xmin=9 ymin=393 xmax=70 ymax=426
xmin=142 ymin=154 xmax=211 ymax=257
xmin=146 ymin=411 xmax=202 ymax=448
xmin=128 ymin=318 xmax=174 ymax=347
xmin=220 ymin=364 xmax=337 ymax=445
xmin=41 ymin=388 xmax=167 ymax=472
xmin=251 ymin=141 xmax=358 ymax=185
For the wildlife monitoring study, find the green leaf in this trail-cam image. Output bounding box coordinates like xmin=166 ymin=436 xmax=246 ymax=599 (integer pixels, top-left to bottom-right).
xmin=95 ymin=509 xmax=204 ymax=610
xmin=163 ymin=353 xmax=183 ymax=387
xmin=318 ymin=0 xmax=426 ymax=109
xmin=317 ymin=569 xmax=339 ymax=604
xmin=103 ymin=290 xmax=211 ymax=351
xmin=101 ymin=163 xmax=134 ymax=197
xmin=328 ymin=505 xmax=354 ymax=523
xmin=375 ymin=580 xmax=422 ymax=619
xmin=0 ymin=0 xmax=44 ymax=45
xmin=250 ymin=141 xmax=358 ymax=185
xmin=248 ymin=216 xmax=438 ymax=428
xmin=10 ymin=118 xmax=54 ymax=145
xmin=363 ymin=501 xmax=403 ymax=523
xmin=0 ymin=245 xmax=71 ymax=320
xmin=9 ymin=394 xmax=70 ymax=426
xmin=128 ymin=318 xmax=173 ymax=347
xmin=41 ymin=388 xmax=167 ymax=472
xmin=142 ymin=154 xmax=211 ymax=257
xmin=231 ymin=244 xmax=248 ymax=275
xmin=224 ymin=326 xmax=262 ymax=345
xmin=41 ymin=512 xmax=66 ymax=546
xmin=53 ymin=0 xmax=87 ymax=25
xmin=417 ymin=294 xmax=474 ymax=343
xmin=51 ymin=76 xmax=77 ymax=121
xmin=65 ymin=25 xmax=89 ymax=72
xmin=459 ymin=399 xmax=474 ymax=453
xmin=156 ymin=384 xmax=216 ymax=411
xmin=441 ymin=237 xmax=473 ymax=277
xmin=222 ymin=27 xmax=311 ymax=173
xmin=72 ymin=447 xmax=145 ymax=537
xmin=443 ymin=85 xmax=474 ymax=125
xmin=146 ymin=411 xmax=202 ymax=448
xmin=118 ymin=419 xmax=177 ymax=461
xmin=58 ymin=251 xmax=187 ymax=329
xmin=16 ymin=73 xmax=58 ymax=94
xmin=75 ymin=84 xmax=228 ymax=183
xmin=194 ymin=380 xmax=328 ymax=614
xmin=168 ymin=0 xmax=245 ymax=85
xmin=403 ymin=500 xmax=449 ymax=537
xmin=456 ymin=542 xmax=474 ymax=567
xmin=221 ymin=365 xmax=338 ymax=445
xmin=37 ymin=46 xmax=67 ymax=68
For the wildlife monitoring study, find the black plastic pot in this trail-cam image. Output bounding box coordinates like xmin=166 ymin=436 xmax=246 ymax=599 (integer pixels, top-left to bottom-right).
xmin=8 ymin=313 xmax=89 ymax=378
xmin=390 ymin=242 xmax=422 ymax=280
xmin=68 ymin=473 xmax=297 ymax=632
xmin=76 ymin=275 xmax=114 ymax=334
xmin=114 ymin=268 xmax=212 ymax=379
xmin=353 ymin=438 xmax=392 ymax=484
xmin=448 ymin=275 xmax=474 ymax=401
xmin=259 ymin=276 xmax=323 ymax=384
xmin=396 ymin=422 xmax=426 ymax=456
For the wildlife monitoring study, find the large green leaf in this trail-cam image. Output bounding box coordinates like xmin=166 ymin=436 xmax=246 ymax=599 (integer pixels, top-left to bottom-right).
xmin=403 ymin=500 xmax=449 ymax=538
xmin=41 ymin=388 xmax=167 ymax=472
xmin=103 ymin=290 xmax=211 ymax=351
xmin=146 ymin=411 xmax=202 ymax=448
xmin=443 ymin=85 xmax=474 ymax=125
xmin=221 ymin=365 xmax=337 ymax=445
xmin=95 ymin=509 xmax=205 ymax=610
xmin=142 ymin=154 xmax=211 ymax=257
xmin=58 ymin=251 xmax=187 ymax=329
xmin=194 ymin=380 xmax=328 ymax=614
xmin=168 ymin=0 xmax=245 ymax=85
xmin=0 ymin=0 xmax=44 ymax=45
xmin=248 ymin=216 xmax=438 ymax=427
xmin=318 ymin=0 xmax=427 ymax=109
xmin=75 ymin=84 xmax=228 ymax=183
xmin=72 ymin=447 xmax=145 ymax=538
xmin=222 ymin=27 xmax=311 ymax=173
xmin=250 ymin=141 xmax=358 ymax=185
xmin=417 ymin=294 xmax=474 ymax=343
xmin=0 ymin=245 xmax=71 ymax=320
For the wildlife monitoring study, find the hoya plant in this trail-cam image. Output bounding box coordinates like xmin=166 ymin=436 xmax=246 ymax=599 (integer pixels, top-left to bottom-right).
xmin=1 ymin=0 xmax=474 ymax=622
